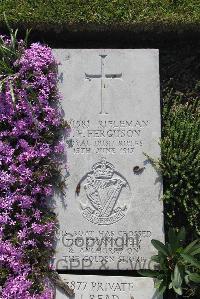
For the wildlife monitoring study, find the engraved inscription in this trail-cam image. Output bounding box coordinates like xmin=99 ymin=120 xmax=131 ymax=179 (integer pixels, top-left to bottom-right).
xmin=55 ymin=229 xmax=153 ymax=270
xmin=63 ymin=279 xmax=135 ymax=299
xmin=78 ymin=158 xmax=131 ymax=225
xmin=56 ymin=275 xmax=155 ymax=299
xmin=85 ymin=55 xmax=122 ymax=114
xmin=68 ymin=119 xmax=150 ymax=155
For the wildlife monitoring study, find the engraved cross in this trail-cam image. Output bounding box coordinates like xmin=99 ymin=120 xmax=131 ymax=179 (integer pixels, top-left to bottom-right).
xmin=85 ymin=55 xmax=122 ymax=114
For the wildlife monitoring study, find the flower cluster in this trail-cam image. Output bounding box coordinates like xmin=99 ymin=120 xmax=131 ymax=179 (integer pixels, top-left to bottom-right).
xmin=0 ymin=39 xmax=65 ymax=298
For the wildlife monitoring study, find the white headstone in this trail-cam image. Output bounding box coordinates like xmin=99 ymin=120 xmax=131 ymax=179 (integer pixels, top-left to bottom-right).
xmin=53 ymin=49 xmax=163 ymax=270
xmin=56 ymin=274 xmax=162 ymax=299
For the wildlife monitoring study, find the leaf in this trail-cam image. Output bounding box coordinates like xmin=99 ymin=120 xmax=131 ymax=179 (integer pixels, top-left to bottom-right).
xmin=184 ymin=274 xmax=190 ymax=285
xmin=172 ymin=264 xmax=183 ymax=289
xmin=151 ymin=239 xmax=169 ymax=256
xmin=168 ymin=228 xmax=179 ymax=252
xmin=158 ymin=280 xmax=167 ymax=295
xmin=190 ymin=246 xmax=200 ymax=256
xmin=173 ymin=287 xmax=183 ymax=296
xmin=169 ymin=282 xmax=173 ymax=289
xmin=0 ymin=81 xmax=4 ymax=93
xmin=0 ymin=45 xmax=15 ymax=55
xmin=154 ymin=278 xmax=162 ymax=289
xmin=24 ymin=28 xmax=31 ymax=47
xmin=151 ymin=255 xmax=160 ymax=263
xmin=3 ymin=12 xmax=18 ymax=52
xmin=183 ymin=239 xmax=199 ymax=254
xmin=9 ymin=81 xmax=15 ymax=105
xmin=138 ymin=270 xmax=159 ymax=278
xmin=167 ymin=242 xmax=173 ymax=255
xmin=3 ymin=12 xmax=12 ymax=33
xmin=181 ymin=253 xmax=200 ymax=269
xmin=188 ymin=273 xmax=200 ymax=283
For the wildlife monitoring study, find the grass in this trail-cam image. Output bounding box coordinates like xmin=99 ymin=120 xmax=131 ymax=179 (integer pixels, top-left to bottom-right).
xmin=0 ymin=0 xmax=199 ymax=30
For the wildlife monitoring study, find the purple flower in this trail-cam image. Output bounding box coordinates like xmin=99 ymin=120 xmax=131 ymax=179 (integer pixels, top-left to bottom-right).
xmin=0 ymin=37 xmax=63 ymax=298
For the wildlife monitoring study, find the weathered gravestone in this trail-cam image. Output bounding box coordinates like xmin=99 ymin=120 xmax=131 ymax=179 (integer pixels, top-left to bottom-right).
xmin=53 ymin=49 xmax=164 ymax=272
xmin=56 ymin=274 xmax=162 ymax=299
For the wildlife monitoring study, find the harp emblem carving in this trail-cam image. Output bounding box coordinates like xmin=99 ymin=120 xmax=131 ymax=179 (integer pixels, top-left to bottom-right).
xmin=79 ymin=158 xmax=130 ymax=225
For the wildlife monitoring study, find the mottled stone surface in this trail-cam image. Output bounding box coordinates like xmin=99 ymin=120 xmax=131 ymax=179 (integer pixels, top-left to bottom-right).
xmin=53 ymin=49 xmax=163 ymax=270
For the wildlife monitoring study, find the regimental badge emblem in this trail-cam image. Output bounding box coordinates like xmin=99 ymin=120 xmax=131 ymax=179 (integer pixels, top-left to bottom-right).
xmin=78 ymin=158 xmax=131 ymax=225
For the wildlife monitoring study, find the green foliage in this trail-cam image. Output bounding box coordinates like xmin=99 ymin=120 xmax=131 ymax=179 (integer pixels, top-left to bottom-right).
xmin=0 ymin=0 xmax=199 ymax=29
xmin=0 ymin=13 xmax=30 ymax=98
xmin=0 ymin=268 xmax=10 ymax=285
xmin=160 ymin=91 xmax=200 ymax=236
xmin=139 ymin=228 xmax=200 ymax=297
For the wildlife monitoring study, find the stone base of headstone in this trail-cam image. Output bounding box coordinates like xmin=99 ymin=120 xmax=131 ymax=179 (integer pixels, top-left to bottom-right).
xmin=56 ymin=274 xmax=162 ymax=299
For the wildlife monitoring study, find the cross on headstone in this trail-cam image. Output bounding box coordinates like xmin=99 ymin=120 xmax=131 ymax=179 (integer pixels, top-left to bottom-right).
xmin=85 ymin=55 xmax=122 ymax=114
